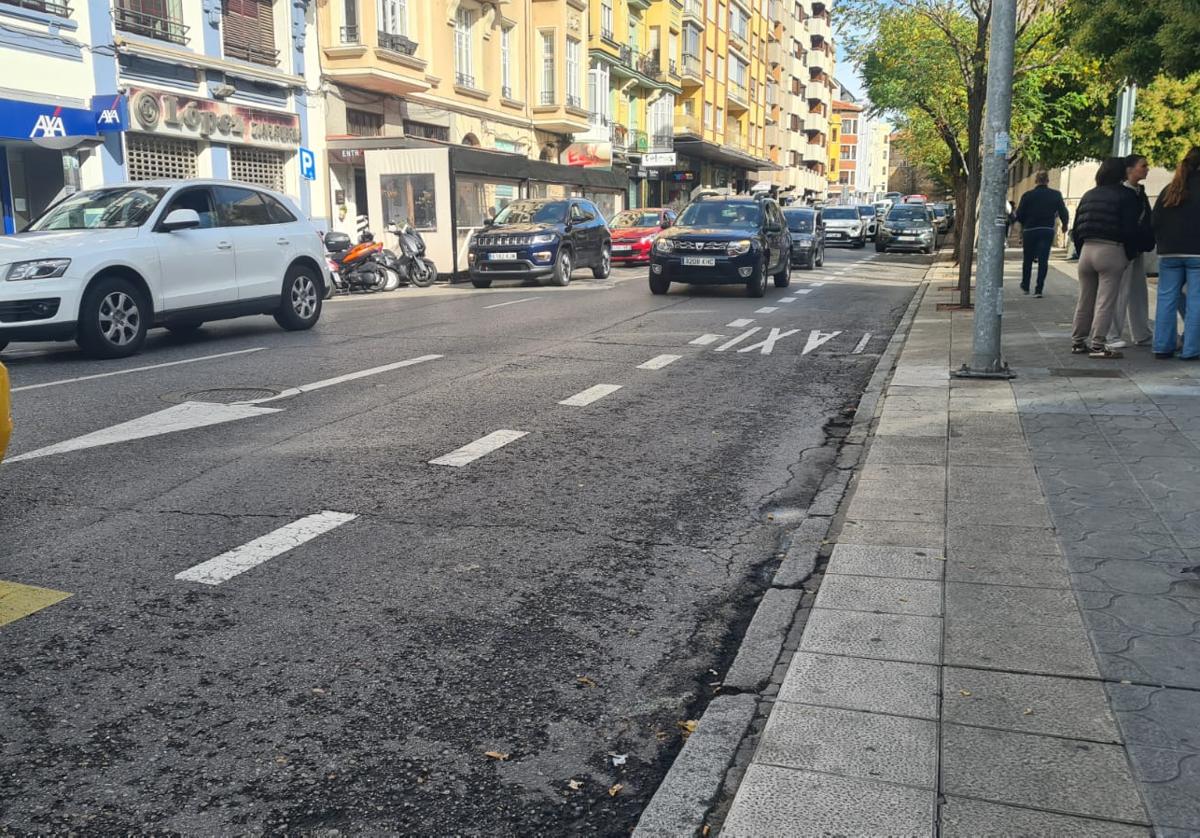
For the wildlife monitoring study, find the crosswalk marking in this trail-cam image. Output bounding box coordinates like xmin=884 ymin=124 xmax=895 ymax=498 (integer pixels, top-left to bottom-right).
xmin=0 ymin=581 xmax=71 ymax=627
xmin=559 ymin=384 xmax=623 ymax=407
xmin=430 ymin=429 xmax=529 ymax=467
xmin=175 ymin=511 xmax=358 ymax=586
xmin=638 ymin=354 xmax=682 ymax=370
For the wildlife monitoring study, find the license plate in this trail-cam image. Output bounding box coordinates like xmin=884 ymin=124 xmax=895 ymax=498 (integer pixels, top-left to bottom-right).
xmin=488 ymin=252 xmax=518 ymax=261
xmin=898 ymin=235 xmax=917 ymax=241
xmin=612 ymin=245 xmax=632 ymax=253
xmin=682 ymin=256 xmax=716 ymax=267
xmin=829 ymin=232 xmax=845 ymax=237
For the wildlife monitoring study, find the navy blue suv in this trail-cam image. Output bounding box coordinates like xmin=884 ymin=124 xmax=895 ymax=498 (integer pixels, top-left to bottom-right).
xmin=468 ymin=198 xmax=612 ymax=288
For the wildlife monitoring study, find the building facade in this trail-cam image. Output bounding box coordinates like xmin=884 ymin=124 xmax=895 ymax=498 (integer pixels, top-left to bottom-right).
xmin=0 ymin=0 xmax=320 ymax=234
xmin=830 ymin=97 xmax=860 ymax=199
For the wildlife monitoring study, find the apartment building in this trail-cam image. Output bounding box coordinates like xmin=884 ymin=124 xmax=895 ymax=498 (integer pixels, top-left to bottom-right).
xmin=0 ymin=0 xmax=321 ymax=233
xmin=670 ymin=0 xmax=777 ymax=207
xmin=827 ymin=110 xmax=841 ymax=194
xmin=831 ymin=97 xmax=860 ymax=198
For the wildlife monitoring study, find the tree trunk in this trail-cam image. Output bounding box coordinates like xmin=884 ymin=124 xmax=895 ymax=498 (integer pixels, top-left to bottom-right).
xmin=958 ymin=69 xmax=987 ymax=306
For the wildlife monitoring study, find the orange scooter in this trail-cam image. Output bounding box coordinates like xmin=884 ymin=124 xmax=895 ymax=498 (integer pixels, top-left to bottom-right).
xmin=323 ymin=230 xmax=387 ymax=294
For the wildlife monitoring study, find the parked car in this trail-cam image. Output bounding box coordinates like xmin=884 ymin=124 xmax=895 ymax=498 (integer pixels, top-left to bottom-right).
xmin=821 ymin=206 xmax=868 ymax=248
xmin=649 ymin=196 xmax=792 ymax=297
xmin=783 ymin=207 xmax=825 ymax=270
xmin=0 ymin=180 xmax=329 ymax=359
xmin=856 ymin=205 xmax=879 ymax=240
xmin=930 ymin=203 xmax=952 ymax=233
xmin=0 ymin=359 xmax=9 ymax=464
xmin=903 ymin=194 xmax=929 ymax=204
xmin=468 ymin=198 xmax=611 ymax=288
xmin=876 ymin=204 xmax=939 ymax=254
xmin=609 ymin=208 xmax=676 ymax=265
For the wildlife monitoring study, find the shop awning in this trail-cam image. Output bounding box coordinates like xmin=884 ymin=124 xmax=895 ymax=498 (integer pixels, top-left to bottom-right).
xmin=0 ymin=93 xmax=127 ymax=142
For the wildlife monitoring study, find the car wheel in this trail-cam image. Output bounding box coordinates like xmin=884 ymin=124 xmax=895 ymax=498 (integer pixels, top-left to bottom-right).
xmin=925 ymin=241 xmax=935 ymax=255
xmin=549 ymin=247 xmax=572 ymax=287
xmin=875 ymin=243 xmax=885 ymax=252
xmin=746 ymin=257 xmax=767 ymax=298
xmin=76 ymin=276 xmax=149 ymax=359
xmin=592 ymin=244 xmax=611 ymax=279
xmin=649 ymin=275 xmax=670 ymax=295
xmin=471 ymin=277 xmax=493 ymax=289
xmin=274 ymin=264 xmax=323 ymax=331
xmin=773 ymin=256 xmax=791 ymax=288
xmin=166 ymin=321 xmax=204 ymax=334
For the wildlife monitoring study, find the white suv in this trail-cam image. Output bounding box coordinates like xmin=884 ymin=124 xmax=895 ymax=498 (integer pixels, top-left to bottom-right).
xmin=0 ymin=179 xmax=329 ymax=358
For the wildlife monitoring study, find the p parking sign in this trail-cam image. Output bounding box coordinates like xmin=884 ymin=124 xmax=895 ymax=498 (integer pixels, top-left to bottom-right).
xmin=299 ymin=146 xmax=316 ymax=181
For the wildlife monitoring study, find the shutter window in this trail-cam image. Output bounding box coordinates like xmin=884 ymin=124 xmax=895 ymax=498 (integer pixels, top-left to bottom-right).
xmin=126 ymin=135 xmax=198 ymax=181
xmin=223 ymin=0 xmax=277 ymax=66
xmin=230 ymin=146 xmax=286 ymax=192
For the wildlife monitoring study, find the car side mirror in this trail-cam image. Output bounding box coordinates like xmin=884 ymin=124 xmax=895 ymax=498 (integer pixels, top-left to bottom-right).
xmin=482 ymin=216 xmax=494 ymax=227
xmin=161 ymin=208 xmax=201 ymax=232
xmin=661 ymin=219 xmax=671 ymax=229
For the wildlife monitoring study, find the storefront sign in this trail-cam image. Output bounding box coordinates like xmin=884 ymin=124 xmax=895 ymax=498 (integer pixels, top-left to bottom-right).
xmin=641 ymin=152 xmax=677 ymax=168
xmin=330 ymin=148 xmax=363 ymax=164
xmin=0 ymin=94 xmax=127 ymax=141
xmin=561 ymin=141 xmax=613 ymax=170
xmin=668 ymin=170 xmax=696 ymax=183
xmin=129 ymin=87 xmax=301 ymax=150
xmin=299 ymin=146 xmax=316 ymax=181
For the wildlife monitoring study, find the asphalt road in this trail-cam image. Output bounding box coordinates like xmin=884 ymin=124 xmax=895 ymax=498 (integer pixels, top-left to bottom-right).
xmin=0 ymin=245 xmax=929 ymax=835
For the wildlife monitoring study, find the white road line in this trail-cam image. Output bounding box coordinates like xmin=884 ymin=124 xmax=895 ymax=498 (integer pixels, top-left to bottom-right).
xmin=483 ymin=296 xmax=542 ymax=309
xmin=429 ymin=429 xmax=528 ymax=467
xmin=802 ymin=329 xmax=843 ymax=355
xmin=175 ymin=511 xmax=357 ymax=586
xmin=690 ymin=334 xmax=725 ymax=346
xmin=738 ymin=328 xmax=800 ymax=355
xmin=797 ymin=289 xmax=813 ymax=294
xmin=727 ymin=318 xmax=755 ymax=328
xmin=11 ymin=348 xmax=264 ymax=393
xmin=245 ymin=355 xmax=443 ymax=404
xmin=811 ymin=282 xmax=826 ymax=286
xmin=559 ymin=383 xmax=623 ymax=407
xmin=637 ymin=354 xmax=682 ymax=370
xmin=779 ymin=297 xmax=796 ymax=303
xmin=853 ymin=333 xmax=873 ymax=354
xmin=715 ymin=328 xmax=762 ymax=352
xmin=755 ymin=306 xmax=779 ymax=314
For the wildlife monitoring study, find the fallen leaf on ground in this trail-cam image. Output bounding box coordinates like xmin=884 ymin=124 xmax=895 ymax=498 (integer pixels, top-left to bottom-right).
xmin=703 ymin=826 xmax=711 ymax=837
xmin=1023 ymin=707 xmax=1034 ymax=715
xmin=678 ymin=720 xmax=698 ymax=738
xmin=311 ymin=687 xmax=325 ymax=695
xmin=932 ymin=556 xmax=947 ymax=561
xmin=959 ymin=689 xmax=972 ymax=697
xmin=576 ymin=675 xmax=598 ymax=688
xmin=654 ymin=730 xmax=669 ymax=742
xmin=608 ymin=783 xmax=623 ymax=797
xmin=610 ymin=753 xmax=627 ymax=766
xmin=568 ymin=779 xmax=583 ymax=790
xmin=484 ymin=751 xmax=510 ymax=761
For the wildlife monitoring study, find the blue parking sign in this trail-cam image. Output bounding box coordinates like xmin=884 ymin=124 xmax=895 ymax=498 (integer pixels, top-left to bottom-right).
xmin=299 ymin=147 xmax=316 ymax=181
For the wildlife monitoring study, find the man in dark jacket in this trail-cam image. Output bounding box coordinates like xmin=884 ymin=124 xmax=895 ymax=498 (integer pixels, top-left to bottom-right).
xmin=1016 ymin=171 xmax=1070 ymax=296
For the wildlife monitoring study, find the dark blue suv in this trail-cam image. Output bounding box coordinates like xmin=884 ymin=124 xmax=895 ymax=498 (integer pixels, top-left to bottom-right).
xmin=468 ymin=198 xmax=612 ymax=288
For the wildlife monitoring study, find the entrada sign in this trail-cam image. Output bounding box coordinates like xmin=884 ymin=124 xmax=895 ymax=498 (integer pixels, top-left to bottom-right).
xmin=129 ymin=88 xmax=300 ymax=150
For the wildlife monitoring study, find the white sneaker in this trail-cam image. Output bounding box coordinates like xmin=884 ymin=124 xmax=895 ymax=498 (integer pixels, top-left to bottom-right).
xmin=1107 ymin=339 xmax=1129 ymax=349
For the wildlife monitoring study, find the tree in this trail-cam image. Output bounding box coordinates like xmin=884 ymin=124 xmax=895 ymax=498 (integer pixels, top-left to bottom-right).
xmin=1069 ymin=0 xmax=1200 ymax=85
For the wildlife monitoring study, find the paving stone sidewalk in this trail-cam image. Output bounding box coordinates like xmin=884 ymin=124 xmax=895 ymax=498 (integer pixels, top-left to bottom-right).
xmin=723 ymin=257 xmax=1200 ymax=836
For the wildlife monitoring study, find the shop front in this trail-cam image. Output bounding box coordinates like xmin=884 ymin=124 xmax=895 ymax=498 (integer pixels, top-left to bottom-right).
xmin=0 ymin=93 xmax=127 ymax=234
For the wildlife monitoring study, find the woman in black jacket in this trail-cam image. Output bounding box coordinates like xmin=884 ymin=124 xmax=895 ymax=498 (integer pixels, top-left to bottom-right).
xmin=1070 ymin=157 xmax=1144 ymax=358
xmin=1152 ymin=147 xmax=1200 ymax=359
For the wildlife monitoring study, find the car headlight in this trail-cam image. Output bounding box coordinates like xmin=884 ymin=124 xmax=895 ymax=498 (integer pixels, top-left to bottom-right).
xmin=849 ymin=225 xmax=861 ymax=234
xmin=727 ymin=239 xmax=752 ymax=256
xmin=655 ymin=238 xmax=675 ymax=254
xmin=6 ymin=258 xmax=71 ymax=281
xmin=639 ymin=235 xmax=655 ymax=245
xmin=920 ymin=229 xmax=933 ymax=237
xmin=880 ymin=227 xmax=893 ymax=235
xmin=529 ymin=233 xmax=558 ymax=245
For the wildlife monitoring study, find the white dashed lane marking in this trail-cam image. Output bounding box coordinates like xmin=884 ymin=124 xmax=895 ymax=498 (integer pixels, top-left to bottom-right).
xmin=779 ymin=297 xmax=796 ymax=303
xmin=811 ymin=282 xmax=826 ymax=286
xmin=483 ymin=296 xmax=542 ymax=309
xmin=11 ymin=347 xmax=265 ymax=393
xmin=429 ymin=430 xmax=529 ymax=467
xmin=175 ymin=511 xmax=358 ymax=586
xmin=853 ymin=333 xmax=873 ymax=354
xmin=797 ymin=289 xmax=813 ymax=294
xmin=727 ymin=318 xmax=755 ymax=328
xmin=558 ymin=384 xmax=623 ymax=407
xmin=244 ymin=355 xmax=443 ymax=404
xmin=755 ymin=306 xmax=778 ymax=314
xmin=690 ymin=334 xmax=725 ymax=346
xmin=637 ymin=354 xmax=682 ymax=370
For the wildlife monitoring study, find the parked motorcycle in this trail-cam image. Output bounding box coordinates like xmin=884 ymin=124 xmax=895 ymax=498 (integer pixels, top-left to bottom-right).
xmin=383 ymin=220 xmax=437 ymax=288
xmin=324 ymin=230 xmax=387 ymax=295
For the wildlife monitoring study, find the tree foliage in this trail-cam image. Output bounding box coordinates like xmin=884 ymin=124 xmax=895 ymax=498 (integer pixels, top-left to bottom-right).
xmin=1069 ymin=0 xmax=1200 ymax=85
xmin=1130 ymin=73 xmax=1200 ymax=167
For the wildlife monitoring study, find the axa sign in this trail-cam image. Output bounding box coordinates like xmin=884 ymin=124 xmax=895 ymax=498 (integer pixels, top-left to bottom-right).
xmin=29 ymin=112 xmax=67 ymax=138
xmin=0 ymin=94 xmax=127 ymax=141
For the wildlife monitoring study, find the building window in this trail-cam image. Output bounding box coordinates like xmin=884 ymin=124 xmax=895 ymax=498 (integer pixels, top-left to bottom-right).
xmin=840 ymin=144 xmax=856 ymax=160
xmin=222 ymin=0 xmax=278 ymax=66
xmin=125 ymin=134 xmax=197 ymax=180
xmin=404 ymin=120 xmax=449 ymax=142
xmin=340 ymin=0 xmax=357 ymax=42
xmin=716 ymin=106 xmax=724 ymax=133
xmin=703 ymin=101 xmax=713 ymax=129
xmin=378 ymin=0 xmax=406 ymax=36
xmin=705 ymin=47 xmax=714 ymax=76
xmin=230 ymin=146 xmax=286 ymax=191
xmin=380 ymin=173 xmax=437 ymax=231
xmin=501 ymin=24 xmax=514 ymax=99
xmin=565 ymin=37 xmax=581 ymax=109
xmin=346 ymin=108 xmax=384 ymax=137
xmin=588 ymin=60 xmax=610 ymax=124
xmin=540 ymin=30 xmax=556 ymax=105
xmin=716 ymin=55 xmax=724 ymax=81
xmin=600 ymin=0 xmax=613 ymax=40
xmin=114 ymin=0 xmax=188 ymax=45
xmin=842 ymin=118 xmax=857 ymax=134
xmin=455 ymin=8 xmax=475 ymax=88
xmin=731 ymin=57 xmax=747 ymax=87
xmin=729 ymin=4 xmax=748 ymax=42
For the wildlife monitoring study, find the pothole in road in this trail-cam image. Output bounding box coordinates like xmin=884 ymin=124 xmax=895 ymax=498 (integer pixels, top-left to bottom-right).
xmin=163 ymin=387 xmax=281 ymax=404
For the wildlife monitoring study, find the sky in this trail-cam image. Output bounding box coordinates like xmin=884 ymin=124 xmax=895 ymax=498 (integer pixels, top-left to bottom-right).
xmin=835 ymin=36 xmax=868 ymax=102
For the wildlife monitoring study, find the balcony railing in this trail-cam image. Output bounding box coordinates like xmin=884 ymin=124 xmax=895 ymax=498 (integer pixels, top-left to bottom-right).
xmin=456 ymin=71 xmax=477 ymax=89
xmin=619 ymin=45 xmax=658 ymax=78
xmin=224 ymin=41 xmax=279 ymax=66
xmin=540 ymin=90 xmax=557 ymax=105
xmin=566 ymin=93 xmax=582 ymax=110
xmin=650 ymin=131 xmax=674 ymax=151
xmin=610 ymin=122 xmax=628 ymax=147
xmin=628 ymin=129 xmax=648 ymax=153
xmin=589 ymin=112 xmax=609 ymax=128
xmin=675 ymin=112 xmax=702 ymax=135
xmin=114 ymin=5 xmax=188 ymax=45
xmin=339 ymin=25 xmax=358 ymax=43
xmin=378 ymin=30 xmax=417 ymax=55
xmin=2 ymin=0 xmax=71 ymax=17
xmin=681 ymin=53 xmax=701 ymax=80
xmin=728 ymin=81 xmax=749 ymax=106
xmin=729 ymin=29 xmax=747 ymax=53
xmin=600 ymin=27 xmax=616 ymax=43
xmin=724 ymin=128 xmax=747 ymax=151
xmin=682 ymin=0 xmax=702 ymax=20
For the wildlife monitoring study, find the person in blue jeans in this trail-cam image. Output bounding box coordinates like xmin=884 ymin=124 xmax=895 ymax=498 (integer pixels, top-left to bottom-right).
xmin=1151 ymin=147 xmax=1200 ymax=360
xmin=1015 ymin=171 xmax=1069 ymax=297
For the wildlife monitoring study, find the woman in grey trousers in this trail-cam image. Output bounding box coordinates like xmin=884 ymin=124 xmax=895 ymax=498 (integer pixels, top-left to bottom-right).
xmin=1070 ymin=158 xmax=1145 ymax=358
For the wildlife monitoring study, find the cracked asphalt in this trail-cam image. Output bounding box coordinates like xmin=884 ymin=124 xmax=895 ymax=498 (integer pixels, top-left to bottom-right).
xmin=0 ymin=248 xmax=928 ymax=835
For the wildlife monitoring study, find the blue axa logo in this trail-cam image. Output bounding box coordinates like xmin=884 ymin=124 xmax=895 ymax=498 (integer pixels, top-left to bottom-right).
xmin=30 ymin=111 xmax=66 ymax=138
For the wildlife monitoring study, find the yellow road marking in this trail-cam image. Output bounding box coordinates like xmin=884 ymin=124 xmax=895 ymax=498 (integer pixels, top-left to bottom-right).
xmin=0 ymin=580 xmax=71 ymax=627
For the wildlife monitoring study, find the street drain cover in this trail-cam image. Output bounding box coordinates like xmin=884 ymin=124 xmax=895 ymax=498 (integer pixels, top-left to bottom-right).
xmin=1047 ymin=368 xmax=1125 ymax=379
xmin=178 ymin=387 xmax=280 ymax=404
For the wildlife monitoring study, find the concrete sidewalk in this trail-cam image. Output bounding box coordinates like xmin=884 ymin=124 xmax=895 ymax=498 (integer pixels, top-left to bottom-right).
xmin=721 ymin=257 xmax=1200 ymax=836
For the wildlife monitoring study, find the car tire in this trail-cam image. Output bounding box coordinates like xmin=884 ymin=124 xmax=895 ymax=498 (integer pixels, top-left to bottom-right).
xmin=746 ymin=257 xmax=767 ymax=298
xmin=924 ymin=241 xmax=935 ymax=255
xmin=803 ymin=254 xmax=815 ymax=271
xmin=854 ymin=237 xmax=866 ymax=249
xmin=592 ymin=244 xmax=611 ymax=279
xmin=471 ymin=277 xmax=493 ymax=289
xmin=76 ymin=276 xmax=149 ymax=359
xmin=875 ymin=243 xmax=886 ymax=253
xmin=548 ymin=247 xmax=572 ymax=287
xmin=773 ymin=256 xmax=791 ymax=288
xmin=166 ymin=321 xmax=204 ymax=334
xmin=649 ymin=275 xmax=670 ymax=295
xmin=274 ymin=264 xmax=323 ymax=332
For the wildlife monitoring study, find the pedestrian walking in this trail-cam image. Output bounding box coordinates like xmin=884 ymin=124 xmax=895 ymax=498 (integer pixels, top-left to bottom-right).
xmin=1070 ymin=157 xmax=1144 ymax=359
xmin=1107 ymin=154 xmax=1156 ymax=348
xmin=1016 ymin=170 xmax=1069 ymax=297
xmin=1151 ymin=147 xmax=1200 ymax=360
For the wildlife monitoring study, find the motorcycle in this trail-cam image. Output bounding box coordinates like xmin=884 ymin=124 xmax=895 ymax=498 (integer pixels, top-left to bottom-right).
xmin=323 ymin=230 xmax=387 ymax=295
xmin=381 ymin=220 xmax=437 ymax=289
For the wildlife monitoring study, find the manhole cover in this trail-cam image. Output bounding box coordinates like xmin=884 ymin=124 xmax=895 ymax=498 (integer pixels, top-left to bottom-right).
xmin=1047 ymin=368 xmax=1125 ymax=379
xmin=174 ymin=387 xmax=280 ymax=404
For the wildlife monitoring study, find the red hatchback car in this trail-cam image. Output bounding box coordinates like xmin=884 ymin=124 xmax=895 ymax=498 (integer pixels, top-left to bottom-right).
xmin=609 ymin=208 xmax=677 ymax=265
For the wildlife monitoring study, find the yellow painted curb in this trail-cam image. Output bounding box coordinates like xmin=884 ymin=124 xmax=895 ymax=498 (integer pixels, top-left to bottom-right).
xmin=0 ymin=580 xmax=71 ymax=627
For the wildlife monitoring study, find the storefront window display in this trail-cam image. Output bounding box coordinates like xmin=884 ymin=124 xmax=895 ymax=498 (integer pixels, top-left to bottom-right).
xmin=585 ymin=190 xmax=622 ymax=221
xmin=455 ymin=174 xmax=522 ymax=255
xmin=381 ymin=172 xmax=437 ymax=230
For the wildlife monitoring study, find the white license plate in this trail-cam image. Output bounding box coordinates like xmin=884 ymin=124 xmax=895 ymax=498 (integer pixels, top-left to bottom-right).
xmin=612 ymin=245 xmax=632 ymax=252
xmin=682 ymin=256 xmax=716 ymax=267
xmin=488 ymin=252 xmax=518 ymax=261
xmin=829 ymin=232 xmax=845 ymax=237
xmin=898 ymin=235 xmax=918 ymax=241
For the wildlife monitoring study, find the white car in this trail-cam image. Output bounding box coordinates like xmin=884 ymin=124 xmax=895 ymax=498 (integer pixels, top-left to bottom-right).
xmin=821 ymin=206 xmax=868 ymax=248
xmin=0 ymin=179 xmax=329 ymax=358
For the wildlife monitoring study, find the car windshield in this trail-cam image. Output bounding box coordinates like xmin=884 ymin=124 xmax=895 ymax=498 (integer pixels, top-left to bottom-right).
xmin=493 ymin=201 xmax=567 ymax=225
xmin=823 ymin=207 xmax=859 ymax=220
xmin=888 ymin=207 xmax=928 ymax=223
xmin=857 ymin=207 xmax=875 ymax=218
xmin=612 ymin=210 xmax=661 ymax=228
xmin=676 ymin=201 xmax=761 ymax=228
xmin=27 ymin=187 xmax=168 ymax=231
xmin=933 ymin=206 xmax=947 ymax=217
xmin=783 ymin=210 xmax=814 ymax=233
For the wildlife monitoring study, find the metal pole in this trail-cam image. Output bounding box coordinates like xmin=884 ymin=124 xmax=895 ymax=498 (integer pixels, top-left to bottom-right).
xmin=1112 ymin=84 xmax=1137 ymax=157
xmin=956 ymin=0 xmax=1017 ymax=378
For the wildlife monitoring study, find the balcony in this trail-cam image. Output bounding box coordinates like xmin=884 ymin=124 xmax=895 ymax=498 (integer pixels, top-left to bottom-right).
xmin=680 ymin=53 xmax=702 ymax=86
xmin=540 ymin=89 xmax=556 ymax=105
xmin=566 ymin=93 xmax=583 ymax=110
xmin=808 ymin=45 xmax=832 ymax=74
xmin=114 ymin=5 xmax=188 ymax=45
xmin=803 ymin=141 xmax=825 ymax=163
xmin=339 ymin=25 xmax=358 ymax=43
xmin=766 ymin=124 xmax=783 ymax=148
xmin=805 ymin=109 xmax=829 ymax=135
xmin=377 ymin=30 xmax=417 ymax=56
xmin=3 ymin=0 xmax=71 ymax=16
xmin=224 ymin=41 xmax=280 ymax=66
xmin=618 ymin=45 xmax=659 ymax=78
xmin=675 ymin=112 xmax=702 ymax=137
xmin=724 ymin=127 xmax=748 ymax=152
xmin=682 ymin=0 xmax=703 ymax=24
xmin=727 ymin=81 xmax=749 ymax=111
xmin=649 ymin=131 xmax=674 ymax=151
xmin=808 ymin=15 xmax=831 ymax=41
xmin=628 ymin=0 xmax=652 ymax=9
xmin=728 ymin=29 xmax=748 ymax=55
xmin=610 ymin=122 xmax=628 ymax=149
xmin=805 ymin=79 xmax=828 ymax=102
xmin=628 ymin=129 xmax=649 ymax=154
xmin=767 ymin=39 xmax=783 ymax=66
xmin=653 ymin=55 xmax=681 ymax=87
